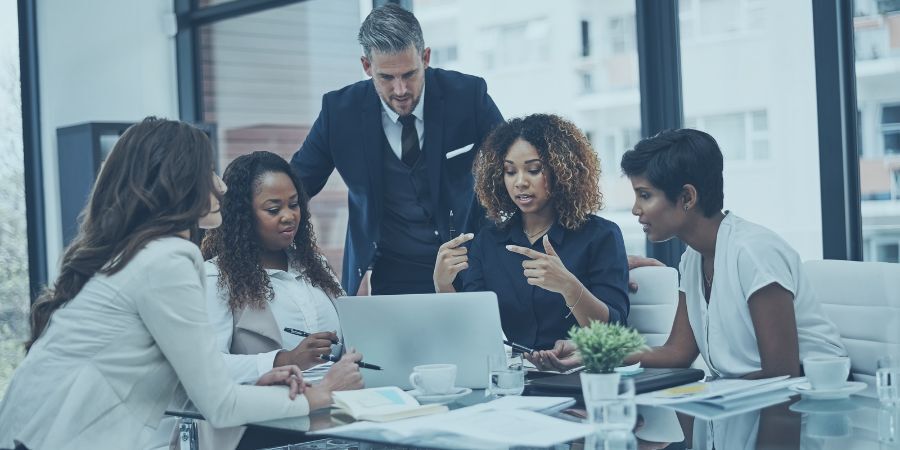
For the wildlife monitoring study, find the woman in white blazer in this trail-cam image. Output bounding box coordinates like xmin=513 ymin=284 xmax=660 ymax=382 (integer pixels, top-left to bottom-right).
xmin=0 ymin=118 xmax=363 ymax=450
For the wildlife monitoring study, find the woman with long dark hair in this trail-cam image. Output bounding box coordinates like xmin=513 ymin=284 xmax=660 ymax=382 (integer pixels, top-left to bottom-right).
xmin=0 ymin=118 xmax=362 ymax=450
xmin=201 ymin=151 xmax=345 ymax=381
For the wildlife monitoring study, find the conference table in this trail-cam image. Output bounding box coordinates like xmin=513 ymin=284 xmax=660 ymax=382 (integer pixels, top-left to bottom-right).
xmin=169 ymin=383 xmax=898 ymax=449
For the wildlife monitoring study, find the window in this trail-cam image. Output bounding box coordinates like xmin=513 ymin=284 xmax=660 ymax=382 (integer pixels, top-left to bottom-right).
xmin=855 ymin=3 xmax=900 ymax=262
xmin=198 ymin=0 xmax=363 ymax=277
xmin=882 ymin=104 xmax=900 ymax=155
xmin=479 ymin=19 xmax=550 ymax=70
xmin=680 ymin=0 xmax=822 ymax=260
xmin=581 ymin=19 xmax=591 ymax=57
xmin=0 ymin=1 xmax=27 ymax=398
xmin=416 ymin=0 xmax=645 ymax=255
xmin=686 ymin=111 xmax=769 ymax=161
xmin=607 ymin=15 xmax=635 ymax=54
xmin=680 ymin=0 xmax=767 ymax=41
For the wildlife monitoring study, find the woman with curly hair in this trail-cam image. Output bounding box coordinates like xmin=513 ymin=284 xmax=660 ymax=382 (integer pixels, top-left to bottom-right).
xmin=433 ymin=113 xmax=629 ymax=350
xmin=201 ymin=151 xmax=347 ymax=381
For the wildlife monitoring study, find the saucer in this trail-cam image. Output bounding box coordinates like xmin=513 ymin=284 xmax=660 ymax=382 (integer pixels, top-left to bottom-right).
xmin=407 ymin=387 xmax=472 ymax=404
xmin=789 ymin=398 xmax=860 ymax=414
xmin=787 ymin=381 xmax=866 ymax=400
xmin=615 ymin=362 xmax=644 ymax=376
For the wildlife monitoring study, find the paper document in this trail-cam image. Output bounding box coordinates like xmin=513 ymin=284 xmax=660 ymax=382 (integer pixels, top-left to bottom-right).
xmin=485 ymin=395 xmax=576 ymax=414
xmin=314 ymin=403 xmax=595 ymax=448
xmin=635 ymin=375 xmax=800 ymax=406
xmin=666 ymin=388 xmax=793 ymax=421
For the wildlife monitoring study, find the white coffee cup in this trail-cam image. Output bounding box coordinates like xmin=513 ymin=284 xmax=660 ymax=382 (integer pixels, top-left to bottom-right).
xmin=409 ymin=364 xmax=457 ymax=395
xmin=804 ymin=356 xmax=850 ymax=390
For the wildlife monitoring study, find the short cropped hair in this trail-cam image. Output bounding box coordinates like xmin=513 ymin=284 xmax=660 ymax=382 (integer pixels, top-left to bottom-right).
xmin=620 ymin=128 xmax=724 ymax=217
xmin=358 ymin=4 xmax=425 ymax=59
xmin=474 ymin=114 xmax=603 ymax=230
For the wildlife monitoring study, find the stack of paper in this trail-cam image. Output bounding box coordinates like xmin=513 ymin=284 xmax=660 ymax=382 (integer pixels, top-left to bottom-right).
xmin=635 ymin=376 xmax=805 ymax=421
xmin=313 ymin=403 xmax=596 ymax=448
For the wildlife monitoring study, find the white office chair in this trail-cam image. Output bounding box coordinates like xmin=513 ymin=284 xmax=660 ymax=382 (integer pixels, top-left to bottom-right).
xmin=803 ymin=259 xmax=900 ymax=385
xmin=627 ymin=266 xmax=679 ymax=347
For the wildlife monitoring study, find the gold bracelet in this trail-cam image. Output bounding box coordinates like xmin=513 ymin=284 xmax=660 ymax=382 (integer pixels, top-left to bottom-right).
xmin=564 ymin=286 xmax=585 ymax=319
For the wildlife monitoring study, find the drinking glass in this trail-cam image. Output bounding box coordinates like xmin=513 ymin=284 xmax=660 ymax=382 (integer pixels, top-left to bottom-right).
xmin=582 ymin=375 xmax=637 ymax=432
xmin=879 ymin=405 xmax=899 ymax=445
xmin=877 ymin=356 xmax=900 ymax=406
xmin=487 ymin=353 xmax=525 ymax=397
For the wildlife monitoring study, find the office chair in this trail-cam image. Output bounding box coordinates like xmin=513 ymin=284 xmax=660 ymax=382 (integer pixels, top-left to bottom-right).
xmin=803 ymin=260 xmax=900 ymax=386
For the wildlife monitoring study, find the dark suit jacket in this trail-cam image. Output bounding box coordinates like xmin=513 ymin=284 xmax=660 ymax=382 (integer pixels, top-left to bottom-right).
xmin=291 ymin=67 xmax=504 ymax=294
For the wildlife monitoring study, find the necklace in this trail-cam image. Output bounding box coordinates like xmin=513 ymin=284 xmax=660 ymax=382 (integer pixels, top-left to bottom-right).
xmin=525 ymin=224 xmax=552 ymax=240
xmin=703 ymin=272 xmax=713 ymax=290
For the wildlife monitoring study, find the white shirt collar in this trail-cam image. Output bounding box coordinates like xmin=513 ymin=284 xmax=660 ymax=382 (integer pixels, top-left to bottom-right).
xmin=379 ymin=84 xmax=426 ymax=124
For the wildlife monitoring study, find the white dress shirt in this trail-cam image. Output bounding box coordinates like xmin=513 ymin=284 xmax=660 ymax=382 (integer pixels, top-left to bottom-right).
xmin=0 ymin=237 xmax=311 ymax=450
xmin=380 ymin=85 xmax=425 ymax=159
xmin=679 ymin=212 xmax=846 ymax=378
xmin=205 ymin=258 xmax=341 ymax=383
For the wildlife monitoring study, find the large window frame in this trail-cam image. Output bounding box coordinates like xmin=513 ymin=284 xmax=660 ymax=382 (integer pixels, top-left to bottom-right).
xmin=17 ymin=0 xmax=867 ymax=300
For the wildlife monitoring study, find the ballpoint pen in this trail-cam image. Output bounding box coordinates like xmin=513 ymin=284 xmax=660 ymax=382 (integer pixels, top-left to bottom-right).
xmin=504 ymin=339 xmax=536 ymax=354
xmin=319 ymin=353 xmax=382 ymax=371
xmin=283 ymin=327 xmax=341 ymax=345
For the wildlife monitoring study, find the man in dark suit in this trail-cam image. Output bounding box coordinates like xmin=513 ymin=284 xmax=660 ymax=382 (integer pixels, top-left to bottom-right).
xmin=291 ymin=4 xmax=503 ymax=296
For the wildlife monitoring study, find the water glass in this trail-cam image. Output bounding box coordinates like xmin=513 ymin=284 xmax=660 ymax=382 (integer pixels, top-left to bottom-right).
xmin=877 ymin=356 xmax=900 ymax=406
xmin=487 ymin=353 xmax=525 ymax=397
xmin=583 ymin=430 xmax=637 ymax=450
xmin=583 ymin=375 xmax=637 ymax=432
xmin=879 ymin=405 xmax=899 ymax=445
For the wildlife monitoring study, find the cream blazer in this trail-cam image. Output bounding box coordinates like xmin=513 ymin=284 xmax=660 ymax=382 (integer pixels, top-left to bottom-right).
xmin=0 ymin=237 xmax=311 ymax=450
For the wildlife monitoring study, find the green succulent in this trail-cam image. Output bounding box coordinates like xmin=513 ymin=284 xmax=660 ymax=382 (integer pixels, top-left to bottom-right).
xmin=569 ymin=322 xmax=647 ymax=374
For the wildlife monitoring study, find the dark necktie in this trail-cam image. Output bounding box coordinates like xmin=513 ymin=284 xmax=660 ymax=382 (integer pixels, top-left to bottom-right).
xmin=399 ymin=115 xmax=421 ymax=167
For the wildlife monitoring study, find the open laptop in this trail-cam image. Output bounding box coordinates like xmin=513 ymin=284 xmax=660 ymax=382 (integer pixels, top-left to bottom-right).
xmin=335 ymin=292 xmax=506 ymax=389
xmin=526 ymin=368 xmax=706 ymax=401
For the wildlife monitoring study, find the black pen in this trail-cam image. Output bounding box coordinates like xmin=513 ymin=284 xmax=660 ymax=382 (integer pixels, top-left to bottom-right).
xmin=283 ymin=327 xmax=340 ymax=345
xmin=319 ymin=353 xmax=382 ymax=371
xmin=504 ymin=339 xmax=535 ymax=354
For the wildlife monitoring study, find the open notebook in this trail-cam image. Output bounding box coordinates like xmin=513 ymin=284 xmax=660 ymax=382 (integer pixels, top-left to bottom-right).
xmin=332 ymin=387 xmax=448 ymax=422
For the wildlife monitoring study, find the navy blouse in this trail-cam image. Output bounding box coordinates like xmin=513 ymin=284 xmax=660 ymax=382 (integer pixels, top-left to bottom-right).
xmin=462 ymin=214 xmax=630 ymax=350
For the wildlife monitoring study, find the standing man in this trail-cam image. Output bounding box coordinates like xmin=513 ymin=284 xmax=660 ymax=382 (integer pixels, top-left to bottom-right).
xmin=291 ymin=4 xmax=503 ymax=295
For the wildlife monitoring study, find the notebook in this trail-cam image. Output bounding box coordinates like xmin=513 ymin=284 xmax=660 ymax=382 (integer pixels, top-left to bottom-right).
xmin=332 ymin=387 xmax=448 ymax=422
xmin=525 ymin=368 xmax=706 ymax=400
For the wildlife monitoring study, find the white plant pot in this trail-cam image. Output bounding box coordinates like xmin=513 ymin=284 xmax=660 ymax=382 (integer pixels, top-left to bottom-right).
xmin=581 ymin=371 xmax=637 ymax=431
xmin=581 ymin=372 xmax=621 ymax=400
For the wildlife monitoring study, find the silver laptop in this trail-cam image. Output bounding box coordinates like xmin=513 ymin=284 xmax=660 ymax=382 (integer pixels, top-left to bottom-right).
xmin=335 ymin=292 xmax=506 ymax=389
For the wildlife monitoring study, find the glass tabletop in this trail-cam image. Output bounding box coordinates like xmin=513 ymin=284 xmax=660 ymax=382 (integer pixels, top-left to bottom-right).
xmin=168 ymin=386 xmax=900 ymax=449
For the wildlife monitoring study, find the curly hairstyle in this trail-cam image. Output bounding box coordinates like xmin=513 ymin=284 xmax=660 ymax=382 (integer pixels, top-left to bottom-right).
xmin=474 ymin=113 xmax=603 ymax=230
xmin=201 ymin=151 xmax=343 ymax=312
xmin=29 ymin=117 xmax=219 ymax=350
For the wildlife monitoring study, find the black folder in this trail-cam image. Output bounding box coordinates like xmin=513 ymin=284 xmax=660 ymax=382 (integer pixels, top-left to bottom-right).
xmin=525 ymin=368 xmax=705 ymax=401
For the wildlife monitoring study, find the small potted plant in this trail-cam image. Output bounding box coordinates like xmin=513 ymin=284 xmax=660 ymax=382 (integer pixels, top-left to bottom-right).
xmin=569 ymin=322 xmax=646 ymax=399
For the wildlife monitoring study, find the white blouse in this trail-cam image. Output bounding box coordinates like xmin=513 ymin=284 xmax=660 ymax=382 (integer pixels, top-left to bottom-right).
xmin=205 ymin=258 xmax=342 ymax=383
xmin=679 ymin=212 xmax=846 ymax=378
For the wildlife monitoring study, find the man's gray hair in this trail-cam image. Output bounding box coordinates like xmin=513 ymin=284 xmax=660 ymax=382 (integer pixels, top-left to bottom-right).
xmin=358 ymin=3 xmax=425 ymax=59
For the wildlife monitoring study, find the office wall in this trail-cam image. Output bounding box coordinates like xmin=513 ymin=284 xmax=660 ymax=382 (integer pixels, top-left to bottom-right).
xmin=37 ymin=0 xmax=179 ymax=277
